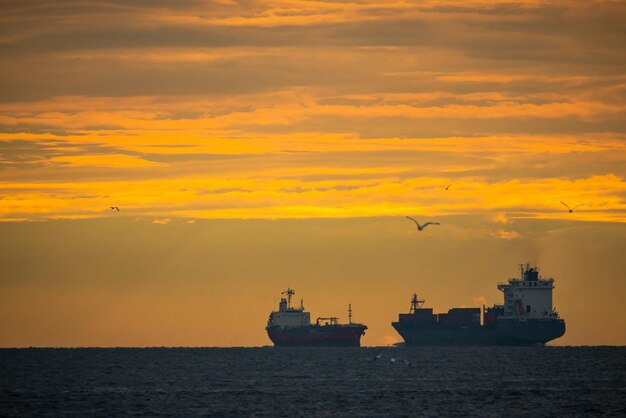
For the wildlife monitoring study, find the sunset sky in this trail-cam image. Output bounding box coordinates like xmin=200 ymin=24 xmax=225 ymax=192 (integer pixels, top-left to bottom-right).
xmin=1 ymin=0 xmax=625 ymax=347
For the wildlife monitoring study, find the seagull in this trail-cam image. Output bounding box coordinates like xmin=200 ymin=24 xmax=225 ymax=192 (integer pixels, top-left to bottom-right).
xmin=441 ymin=184 xmax=452 ymax=190
xmin=560 ymin=202 xmax=583 ymax=214
xmin=370 ymin=353 xmax=383 ymax=361
xmin=406 ymin=216 xmax=440 ymax=231
xmin=110 ymin=206 xmax=119 ymax=211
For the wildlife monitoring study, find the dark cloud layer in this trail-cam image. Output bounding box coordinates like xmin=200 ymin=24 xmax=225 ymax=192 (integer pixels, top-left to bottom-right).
xmin=1 ymin=1 xmax=625 ymax=101
xmin=0 ymin=139 xmax=131 ymax=167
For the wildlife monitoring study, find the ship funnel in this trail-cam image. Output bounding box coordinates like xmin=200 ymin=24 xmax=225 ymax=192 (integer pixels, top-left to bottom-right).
xmin=523 ymin=266 xmax=539 ymax=281
xmin=279 ymin=298 xmax=288 ymax=312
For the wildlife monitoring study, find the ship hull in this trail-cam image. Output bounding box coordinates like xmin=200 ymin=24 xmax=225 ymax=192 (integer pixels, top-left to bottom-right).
xmin=267 ymin=325 xmax=367 ymax=347
xmin=392 ymin=318 xmax=565 ymax=346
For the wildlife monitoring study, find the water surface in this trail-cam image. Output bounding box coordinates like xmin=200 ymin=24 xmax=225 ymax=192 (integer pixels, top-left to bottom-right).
xmin=1 ymin=347 xmax=624 ymax=417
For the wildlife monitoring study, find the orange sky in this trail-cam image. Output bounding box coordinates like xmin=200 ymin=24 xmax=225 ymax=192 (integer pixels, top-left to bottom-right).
xmin=1 ymin=0 xmax=625 ymax=346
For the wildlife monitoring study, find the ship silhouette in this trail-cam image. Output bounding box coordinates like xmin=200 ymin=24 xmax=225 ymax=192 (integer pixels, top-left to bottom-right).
xmin=266 ymin=288 xmax=367 ymax=347
xmin=392 ymin=264 xmax=566 ymax=346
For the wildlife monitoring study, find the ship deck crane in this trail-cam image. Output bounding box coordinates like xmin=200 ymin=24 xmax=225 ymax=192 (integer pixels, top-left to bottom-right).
xmin=316 ymin=317 xmax=339 ymax=326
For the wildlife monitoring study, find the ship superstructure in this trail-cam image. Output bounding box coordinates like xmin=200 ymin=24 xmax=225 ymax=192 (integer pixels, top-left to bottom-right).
xmin=392 ymin=265 xmax=566 ymax=346
xmin=266 ymin=288 xmax=367 ymax=347
xmin=267 ymin=288 xmax=311 ymax=328
xmin=498 ymin=265 xmax=558 ymax=318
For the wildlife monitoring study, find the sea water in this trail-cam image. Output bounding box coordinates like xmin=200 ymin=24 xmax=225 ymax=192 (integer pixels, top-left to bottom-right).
xmin=1 ymin=346 xmax=624 ymax=417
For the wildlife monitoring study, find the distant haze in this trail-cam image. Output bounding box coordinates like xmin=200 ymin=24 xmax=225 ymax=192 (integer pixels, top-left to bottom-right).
xmin=1 ymin=217 xmax=624 ymax=347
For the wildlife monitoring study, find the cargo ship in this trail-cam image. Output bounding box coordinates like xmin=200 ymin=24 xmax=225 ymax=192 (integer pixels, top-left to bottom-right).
xmin=266 ymin=288 xmax=367 ymax=347
xmin=392 ymin=264 xmax=566 ymax=346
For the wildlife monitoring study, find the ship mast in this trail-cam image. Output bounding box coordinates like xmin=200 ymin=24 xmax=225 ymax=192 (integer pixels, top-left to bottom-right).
xmin=348 ymin=303 xmax=352 ymax=324
xmin=410 ymin=293 xmax=425 ymax=314
xmin=519 ymin=263 xmax=533 ymax=279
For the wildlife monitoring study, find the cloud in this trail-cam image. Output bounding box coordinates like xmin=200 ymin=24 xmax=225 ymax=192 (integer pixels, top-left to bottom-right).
xmin=50 ymin=154 xmax=160 ymax=168
xmin=495 ymin=230 xmax=522 ymax=240
xmin=0 ymin=1 xmax=624 ymax=223
xmin=2 ymin=1 xmax=626 ymax=101
xmin=492 ymin=213 xmax=511 ymax=224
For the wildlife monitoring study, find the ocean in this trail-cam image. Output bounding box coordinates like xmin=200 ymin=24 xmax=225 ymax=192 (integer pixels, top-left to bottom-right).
xmin=1 ymin=346 xmax=624 ymax=417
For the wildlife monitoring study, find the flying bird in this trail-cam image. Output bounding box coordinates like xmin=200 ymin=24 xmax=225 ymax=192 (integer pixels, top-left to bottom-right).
xmin=560 ymin=202 xmax=583 ymax=214
xmin=110 ymin=206 xmax=119 ymax=211
xmin=406 ymin=216 xmax=440 ymax=231
xmin=441 ymin=184 xmax=452 ymax=190
xmin=372 ymin=353 xmax=382 ymax=361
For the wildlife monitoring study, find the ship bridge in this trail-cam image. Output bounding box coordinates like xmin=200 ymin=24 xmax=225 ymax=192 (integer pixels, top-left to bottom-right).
xmin=267 ymin=288 xmax=311 ymax=329
xmin=498 ymin=265 xmax=559 ymax=318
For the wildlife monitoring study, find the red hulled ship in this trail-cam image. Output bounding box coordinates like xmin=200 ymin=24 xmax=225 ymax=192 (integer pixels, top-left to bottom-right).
xmin=266 ymin=288 xmax=367 ymax=347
